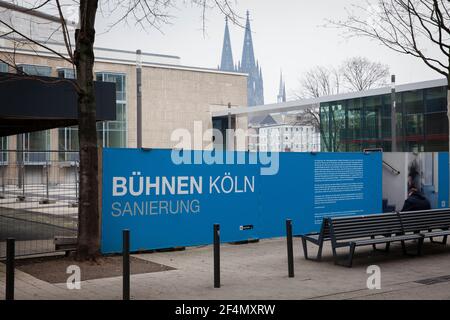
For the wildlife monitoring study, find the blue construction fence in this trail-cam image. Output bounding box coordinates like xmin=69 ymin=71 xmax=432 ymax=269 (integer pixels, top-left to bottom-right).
xmin=100 ymin=149 xmax=448 ymax=254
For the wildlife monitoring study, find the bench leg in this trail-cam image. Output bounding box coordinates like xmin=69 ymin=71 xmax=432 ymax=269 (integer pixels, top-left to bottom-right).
xmin=317 ymin=241 xmax=324 ymax=261
xmin=301 ymin=237 xmax=309 ymax=260
xmin=417 ymin=237 xmax=424 ymax=256
xmin=385 ymin=242 xmax=391 ymax=252
xmin=401 ymin=240 xmax=407 ymax=255
xmin=402 ymin=239 xmax=424 ymax=257
xmin=372 ymin=239 xmax=390 ymax=253
xmin=334 ymin=244 xmax=356 ymax=268
xmin=301 ymin=237 xmax=323 ymax=261
xmin=430 ymin=234 xmax=448 ymax=245
xmin=347 ymin=243 xmax=356 ymax=268
xmin=332 ymin=246 xmax=339 ymax=265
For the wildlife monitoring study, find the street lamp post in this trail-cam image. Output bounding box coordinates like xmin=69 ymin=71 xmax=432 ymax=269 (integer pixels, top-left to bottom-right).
xmin=391 ymin=75 xmax=397 ymax=152
xmin=136 ymin=49 xmax=142 ymax=149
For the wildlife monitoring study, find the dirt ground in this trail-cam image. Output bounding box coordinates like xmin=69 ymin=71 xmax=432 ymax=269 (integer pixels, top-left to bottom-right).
xmin=14 ymin=255 xmax=175 ymax=283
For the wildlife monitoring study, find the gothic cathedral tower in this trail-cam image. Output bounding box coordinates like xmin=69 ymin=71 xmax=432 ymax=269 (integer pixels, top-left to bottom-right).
xmin=219 ymin=11 xmax=264 ymax=107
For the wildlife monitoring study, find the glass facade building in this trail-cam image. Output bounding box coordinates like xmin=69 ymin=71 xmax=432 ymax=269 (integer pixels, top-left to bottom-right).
xmin=320 ymin=85 xmax=448 ymax=152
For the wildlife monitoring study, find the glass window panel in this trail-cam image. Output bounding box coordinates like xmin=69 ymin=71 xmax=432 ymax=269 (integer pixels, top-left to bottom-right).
xmin=425 ymin=86 xmax=446 ymax=113
xmin=96 ymin=72 xmax=126 ymax=101
xmin=58 ymin=68 xmax=76 ymax=79
xmin=346 ymin=98 xmax=362 ymax=151
xmin=107 ymin=130 xmax=126 ymax=148
xmin=0 ymin=62 xmax=7 ymax=73
xmin=18 ymin=64 xmax=51 ymax=77
xmin=1 ymin=137 xmax=7 ymax=163
xmin=319 ymin=104 xmax=331 ymax=151
xmin=23 ymin=130 xmax=50 ymax=163
xmin=95 ymin=72 xmax=127 ymax=148
xmin=327 ymin=102 xmax=346 ymax=152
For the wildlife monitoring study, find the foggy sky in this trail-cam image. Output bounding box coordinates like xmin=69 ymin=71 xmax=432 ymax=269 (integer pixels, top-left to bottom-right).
xmin=94 ymin=0 xmax=442 ymax=104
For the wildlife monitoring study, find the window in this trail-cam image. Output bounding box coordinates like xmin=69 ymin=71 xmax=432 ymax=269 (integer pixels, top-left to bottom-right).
xmin=0 ymin=137 xmax=7 ymax=164
xmin=58 ymin=68 xmax=76 ymax=79
xmin=0 ymin=62 xmax=7 ymax=73
xmin=403 ymin=90 xmax=425 ymax=152
xmin=95 ymin=72 xmax=127 ymax=148
xmin=17 ymin=64 xmax=51 ymax=77
xmin=58 ymin=127 xmax=79 ymax=161
xmin=96 ymin=72 xmax=126 ymax=101
xmin=363 ymin=96 xmax=383 ymax=149
xmin=21 ymin=131 xmax=50 ymax=163
xmin=14 ymin=65 xmax=52 ymax=162
xmin=319 ymin=86 xmax=448 ymax=153
xmin=424 ymin=87 xmax=448 ymax=151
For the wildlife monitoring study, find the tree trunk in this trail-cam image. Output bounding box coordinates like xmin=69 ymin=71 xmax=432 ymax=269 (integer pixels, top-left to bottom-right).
xmin=75 ymin=0 xmax=100 ymax=261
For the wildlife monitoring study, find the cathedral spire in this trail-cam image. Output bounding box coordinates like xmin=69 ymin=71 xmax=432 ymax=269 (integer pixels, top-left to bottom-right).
xmin=277 ymin=71 xmax=286 ymax=103
xmin=240 ymin=10 xmax=256 ymax=73
xmin=219 ymin=16 xmax=235 ymax=72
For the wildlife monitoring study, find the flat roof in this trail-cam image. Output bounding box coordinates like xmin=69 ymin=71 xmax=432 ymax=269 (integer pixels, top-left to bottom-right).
xmin=212 ymin=78 xmax=447 ymax=117
xmin=0 ymin=40 xmax=248 ymax=77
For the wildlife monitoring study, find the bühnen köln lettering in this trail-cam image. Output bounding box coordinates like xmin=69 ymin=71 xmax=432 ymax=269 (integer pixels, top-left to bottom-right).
xmin=110 ymin=172 xmax=255 ymax=217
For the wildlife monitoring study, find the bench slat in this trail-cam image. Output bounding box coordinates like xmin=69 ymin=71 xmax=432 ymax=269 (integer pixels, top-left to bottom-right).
xmin=351 ymin=234 xmax=422 ymax=246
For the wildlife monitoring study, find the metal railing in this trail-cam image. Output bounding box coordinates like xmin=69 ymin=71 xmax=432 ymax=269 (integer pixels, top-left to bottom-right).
xmin=0 ymin=150 xmax=79 ymax=259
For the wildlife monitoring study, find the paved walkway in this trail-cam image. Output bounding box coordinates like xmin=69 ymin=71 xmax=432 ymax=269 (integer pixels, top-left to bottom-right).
xmin=1 ymin=238 xmax=450 ymax=300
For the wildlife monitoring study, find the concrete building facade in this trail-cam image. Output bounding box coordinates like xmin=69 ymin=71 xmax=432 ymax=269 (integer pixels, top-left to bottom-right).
xmin=0 ymin=44 xmax=248 ymax=151
xmin=0 ymin=42 xmax=248 ymax=184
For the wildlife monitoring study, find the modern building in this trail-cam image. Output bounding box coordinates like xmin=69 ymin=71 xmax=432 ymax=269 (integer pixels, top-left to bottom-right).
xmin=247 ymin=112 xmax=320 ymax=152
xmin=212 ymin=78 xmax=448 ymax=153
xmin=0 ymin=41 xmax=248 ymax=183
xmin=0 ymin=43 xmax=248 ymax=143
xmin=319 ymin=79 xmax=448 ymax=152
xmin=258 ymin=124 xmax=320 ymax=152
xmin=219 ymin=12 xmax=264 ymax=107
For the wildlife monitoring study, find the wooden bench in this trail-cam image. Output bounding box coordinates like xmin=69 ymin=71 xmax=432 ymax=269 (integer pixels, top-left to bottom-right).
xmin=398 ymin=209 xmax=450 ymax=247
xmin=327 ymin=213 xmax=424 ymax=267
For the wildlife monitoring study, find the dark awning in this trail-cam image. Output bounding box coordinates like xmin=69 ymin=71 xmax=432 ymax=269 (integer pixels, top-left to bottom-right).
xmin=0 ymin=72 xmax=116 ymax=137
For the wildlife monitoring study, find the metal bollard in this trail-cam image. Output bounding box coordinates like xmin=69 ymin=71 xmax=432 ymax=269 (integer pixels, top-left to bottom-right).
xmin=286 ymin=219 xmax=294 ymax=278
xmin=213 ymin=224 xmax=220 ymax=288
xmin=123 ymin=230 xmax=130 ymax=300
xmin=6 ymin=238 xmax=15 ymax=300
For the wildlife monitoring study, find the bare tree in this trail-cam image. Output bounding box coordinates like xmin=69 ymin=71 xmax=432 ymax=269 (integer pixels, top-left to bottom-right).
xmin=291 ymin=66 xmax=341 ymax=151
xmin=292 ymin=55 xmax=390 ymax=152
xmin=329 ymin=0 xmax=450 ymax=151
xmin=295 ymin=66 xmax=341 ymax=99
xmin=341 ymin=56 xmax=390 ymax=91
xmin=0 ymin=0 xmax=240 ymax=261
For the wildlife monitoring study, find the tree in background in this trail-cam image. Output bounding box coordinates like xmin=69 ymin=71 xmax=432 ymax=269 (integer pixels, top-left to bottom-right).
xmin=297 ymin=66 xmax=342 ymax=99
xmin=0 ymin=0 xmax=240 ymax=261
xmin=293 ymin=56 xmax=390 ymax=151
xmin=341 ymin=56 xmax=390 ymax=91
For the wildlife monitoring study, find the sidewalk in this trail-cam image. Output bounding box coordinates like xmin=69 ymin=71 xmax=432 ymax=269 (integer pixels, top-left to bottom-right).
xmin=1 ymin=238 xmax=450 ymax=300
